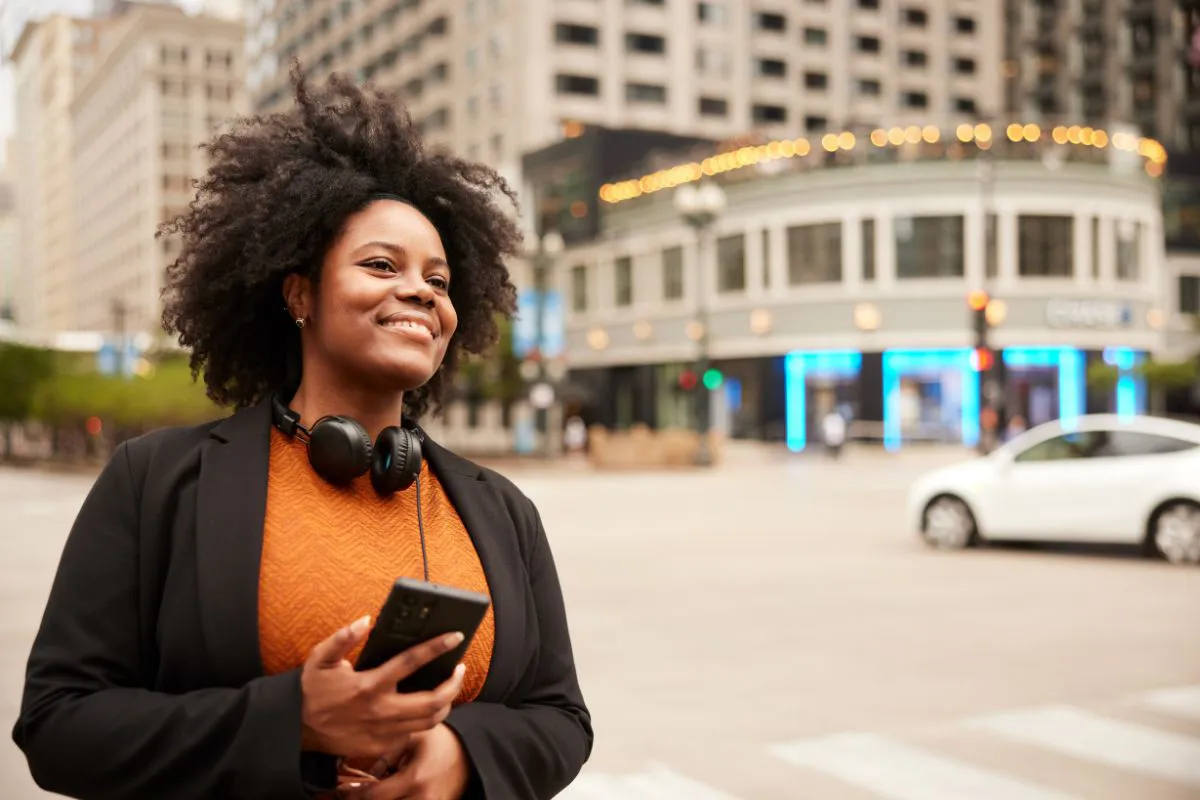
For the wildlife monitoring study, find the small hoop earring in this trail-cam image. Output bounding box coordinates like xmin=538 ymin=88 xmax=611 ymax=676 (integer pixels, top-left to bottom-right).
xmin=295 ymin=317 xmax=306 ymax=329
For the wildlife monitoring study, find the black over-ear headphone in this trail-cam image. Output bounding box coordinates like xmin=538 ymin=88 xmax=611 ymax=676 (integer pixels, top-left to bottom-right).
xmin=269 ymin=393 xmax=424 ymax=497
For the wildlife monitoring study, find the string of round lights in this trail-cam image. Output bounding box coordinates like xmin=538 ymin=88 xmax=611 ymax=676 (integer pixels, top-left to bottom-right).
xmin=598 ymin=122 xmax=1168 ymax=206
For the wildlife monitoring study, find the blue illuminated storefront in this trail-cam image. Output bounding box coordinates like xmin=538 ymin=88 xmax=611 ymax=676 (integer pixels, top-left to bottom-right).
xmin=783 ymin=345 xmax=1148 ymax=452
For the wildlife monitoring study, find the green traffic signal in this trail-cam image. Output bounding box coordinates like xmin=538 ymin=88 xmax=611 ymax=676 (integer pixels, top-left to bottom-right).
xmin=702 ymin=368 xmax=723 ymax=391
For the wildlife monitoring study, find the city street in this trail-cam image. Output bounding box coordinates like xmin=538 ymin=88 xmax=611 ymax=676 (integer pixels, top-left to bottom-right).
xmin=2 ymin=445 xmax=1198 ymax=799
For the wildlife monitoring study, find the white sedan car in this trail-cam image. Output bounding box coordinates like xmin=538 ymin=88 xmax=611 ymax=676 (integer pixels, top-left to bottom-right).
xmin=907 ymin=414 xmax=1200 ymax=565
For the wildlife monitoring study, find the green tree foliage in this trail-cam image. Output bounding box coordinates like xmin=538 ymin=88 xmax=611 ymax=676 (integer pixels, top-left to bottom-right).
xmin=28 ymin=353 xmax=220 ymax=434
xmin=1087 ymin=358 xmax=1198 ymax=393
xmin=0 ymin=343 xmax=55 ymax=422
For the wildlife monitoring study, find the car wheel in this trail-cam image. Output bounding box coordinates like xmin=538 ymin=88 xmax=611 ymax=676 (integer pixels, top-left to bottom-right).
xmin=922 ymin=495 xmax=978 ymax=550
xmin=1151 ymin=502 xmax=1200 ymax=566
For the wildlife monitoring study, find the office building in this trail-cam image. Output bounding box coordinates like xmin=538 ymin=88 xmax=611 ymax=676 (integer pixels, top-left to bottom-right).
xmin=554 ymin=121 xmax=1169 ymax=448
xmin=0 ymin=141 xmax=16 ymax=322
xmin=246 ymin=0 xmax=1004 ymax=187
xmin=1003 ymin=0 xmax=1200 ymax=154
xmin=9 ymin=13 xmax=103 ymax=333
xmin=71 ymin=1 xmax=247 ymax=335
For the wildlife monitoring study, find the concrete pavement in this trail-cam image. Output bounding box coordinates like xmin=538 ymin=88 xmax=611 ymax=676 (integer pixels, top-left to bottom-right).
xmin=2 ymin=446 xmax=1198 ymax=799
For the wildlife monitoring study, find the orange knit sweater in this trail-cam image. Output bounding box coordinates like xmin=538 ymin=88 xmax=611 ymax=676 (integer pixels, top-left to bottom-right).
xmin=259 ymin=428 xmax=494 ymax=704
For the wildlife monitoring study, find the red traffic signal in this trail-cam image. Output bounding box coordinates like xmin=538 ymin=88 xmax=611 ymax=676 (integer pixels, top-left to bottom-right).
xmin=678 ymin=370 xmax=698 ymax=390
xmin=971 ymin=347 xmax=995 ymax=372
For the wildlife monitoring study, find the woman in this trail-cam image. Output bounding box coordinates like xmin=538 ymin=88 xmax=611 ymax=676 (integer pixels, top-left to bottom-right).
xmin=12 ymin=67 xmax=592 ymax=800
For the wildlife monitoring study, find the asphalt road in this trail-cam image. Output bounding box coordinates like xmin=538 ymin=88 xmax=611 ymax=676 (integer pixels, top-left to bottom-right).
xmin=2 ymin=446 xmax=1198 ymax=799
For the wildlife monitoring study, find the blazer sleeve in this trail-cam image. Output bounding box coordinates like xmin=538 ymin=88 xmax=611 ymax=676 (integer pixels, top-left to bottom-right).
xmin=444 ymin=498 xmax=593 ymax=799
xmin=11 ymin=442 xmax=325 ymax=800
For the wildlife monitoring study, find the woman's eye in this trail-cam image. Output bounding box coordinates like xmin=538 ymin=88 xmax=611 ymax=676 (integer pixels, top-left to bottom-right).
xmin=365 ymin=259 xmax=395 ymax=272
xmin=428 ymin=276 xmax=450 ymax=290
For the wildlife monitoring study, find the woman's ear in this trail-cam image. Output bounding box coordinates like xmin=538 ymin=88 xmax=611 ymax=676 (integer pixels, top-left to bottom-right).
xmin=282 ymin=273 xmax=312 ymax=322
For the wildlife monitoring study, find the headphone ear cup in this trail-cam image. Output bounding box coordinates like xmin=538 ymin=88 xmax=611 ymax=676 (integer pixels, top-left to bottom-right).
xmin=307 ymin=416 xmax=373 ymax=486
xmin=371 ymin=426 xmax=422 ymax=496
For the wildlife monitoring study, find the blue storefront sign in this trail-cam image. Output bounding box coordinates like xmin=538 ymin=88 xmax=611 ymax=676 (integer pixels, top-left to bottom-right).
xmin=513 ymin=289 xmax=564 ymax=359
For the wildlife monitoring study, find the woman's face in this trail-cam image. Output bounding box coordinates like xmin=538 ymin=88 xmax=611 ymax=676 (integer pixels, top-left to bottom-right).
xmin=289 ymin=199 xmax=457 ymax=393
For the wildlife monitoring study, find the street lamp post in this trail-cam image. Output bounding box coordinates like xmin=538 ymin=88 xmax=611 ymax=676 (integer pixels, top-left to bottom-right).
xmin=528 ymin=230 xmax=564 ymax=458
xmin=673 ymin=182 xmax=727 ymax=467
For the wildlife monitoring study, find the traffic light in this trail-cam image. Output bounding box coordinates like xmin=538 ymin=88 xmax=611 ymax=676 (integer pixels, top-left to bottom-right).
xmin=968 ymin=290 xmax=990 ymax=349
xmin=678 ymin=370 xmax=698 ymax=391
xmin=972 ymin=347 xmax=995 ymax=372
xmin=702 ymin=368 xmax=724 ymax=391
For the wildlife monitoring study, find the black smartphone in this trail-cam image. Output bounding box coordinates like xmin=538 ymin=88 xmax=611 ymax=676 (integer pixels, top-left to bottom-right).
xmin=355 ymin=578 xmax=491 ymax=693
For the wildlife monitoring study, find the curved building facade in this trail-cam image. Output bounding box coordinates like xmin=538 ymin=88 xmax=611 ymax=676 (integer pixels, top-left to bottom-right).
xmin=553 ymin=125 xmax=1170 ymax=450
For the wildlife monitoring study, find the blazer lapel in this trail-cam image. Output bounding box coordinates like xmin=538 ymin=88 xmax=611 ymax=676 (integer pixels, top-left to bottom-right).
xmin=423 ymin=438 xmax=526 ymax=702
xmin=195 ymin=400 xmax=273 ymax=687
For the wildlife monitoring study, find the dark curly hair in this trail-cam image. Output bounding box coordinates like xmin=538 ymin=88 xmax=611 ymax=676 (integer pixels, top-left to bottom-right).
xmin=159 ymin=64 xmax=522 ymax=419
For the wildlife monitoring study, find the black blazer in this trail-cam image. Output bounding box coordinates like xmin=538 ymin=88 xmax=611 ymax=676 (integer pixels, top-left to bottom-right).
xmin=11 ymin=400 xmax=593 ymax=800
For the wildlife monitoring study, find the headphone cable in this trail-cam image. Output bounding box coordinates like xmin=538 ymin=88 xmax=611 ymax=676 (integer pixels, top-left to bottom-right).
xmin=415 ymin=474 xmax=429 ymax=583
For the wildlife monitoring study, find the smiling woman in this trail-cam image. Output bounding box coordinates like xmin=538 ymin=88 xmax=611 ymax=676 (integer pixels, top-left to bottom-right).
xmin=11 ymin=63 xmax=593 ymax=800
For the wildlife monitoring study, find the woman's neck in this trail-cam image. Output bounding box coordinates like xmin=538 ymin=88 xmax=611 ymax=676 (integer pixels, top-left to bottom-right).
xmin=288 ymin=375 xmax=405 ymax=441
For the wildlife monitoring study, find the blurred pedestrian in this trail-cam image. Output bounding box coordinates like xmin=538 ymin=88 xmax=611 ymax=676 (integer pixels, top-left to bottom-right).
xmin=822 ymin=409 xmax=846 ymax=459
xmin=12 ymin=66 xmax=591 ymax=800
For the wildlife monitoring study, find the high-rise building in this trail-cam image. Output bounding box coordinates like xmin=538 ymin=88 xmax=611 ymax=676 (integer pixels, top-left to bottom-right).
xmin=246 ymin=0 xmax=1004 ymax=185
xmin=0 ymin=139 xmax=17 ymax=322
xmin=71 ymin=1 xmax=247 ymax=335
xmin=9 ymin=13 xmax=103 ymax=333
xmin=1003 ymin=0 xmax=1200 ymax=153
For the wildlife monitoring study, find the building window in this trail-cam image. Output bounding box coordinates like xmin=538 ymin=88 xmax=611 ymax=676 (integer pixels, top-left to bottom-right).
xmin=803 ymin=27 xmax=827 ymax=46
xmin=1018 ymin=215 xmax=1074 ymax=277
xmin=555 ymin=23 xmax=598 ymax=45
xmin=953 ymin=57 xmax=976 ymax=75
xmin=663 ymin=247 xmax=684 ymax=300
xmin=855 ymin=36 xmax=881 ymax=54
xmin=903 ymin=50 xmax=927 ymax=68
xmin=986 ymin=214 xmax=998 ymax=278
xmin=1092 ymin=217 xmax=1101 ymax=279
xmin=859 ymin=0 xmax=880 ymax=7
xmin=762 ymin=229 xmax=771 ymax=286
xmin=625 ymin=32 xmax=666 ymax=54
xmin=753 ymin=104 xmax=787 ymax=124
xmin=901 ymin=91 xmax=928 ymax=108
xmin=556 ymin=74 xmax=600 ymax=95
xmin=757 ymin=58 xmax=787 ymax=78
xmin=804 ymin=72 xmax=828 ymax=90
xmin=571 ymin=265 xmax=588 ymax=312
xmin=954 ymin=15 xmax=976 ymax=34
xmin=1180 ymin=275 xmax=1200 ymax=315
xmin=696 ymin=46 xmax=730 ymax=77
xmin=698 ymin=96 xmax=727 ymax=116
xmin=626 ymin=82 xmax=666 ymax=103
xmin=857 ymin=79 xmax=882 ymax=96
xmin=896 ymin=216 xmax=964 ymax=278
xmin=786 ymin=222 xmax=842 ymax=285
xmin=614 ymin=257 xmax=633 ymax=306
xmin=954 ymin=97 xmax=977 ymax=114
xmin=755 ymin=12 xmax=786 ymax=31
xmin=717 ymin=234 xmax=746 ymax=292
xmin=697 ymin=2 xmax=727 ymax=24
xmin=805 ymin=115 xmax=828 ymax=131
xmin=862 ymin=219 xmax=875 ymax=280
xmin=1115 ymin=221 xmax=1140 ymax=281
xmin=903 ymin=8 xmax=927 ymax=26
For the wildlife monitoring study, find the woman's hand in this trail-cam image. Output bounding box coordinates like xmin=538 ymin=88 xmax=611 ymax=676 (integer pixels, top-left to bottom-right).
xmin=300 ymin=616 xmax=467 ymax=760
xmin=338 ymin=724 xmax=471 ymax=800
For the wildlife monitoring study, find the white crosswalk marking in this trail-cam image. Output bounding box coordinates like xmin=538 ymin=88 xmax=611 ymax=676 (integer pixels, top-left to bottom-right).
xmin=558 ymin=764 xmax=739 ymax=800
xmin=968 ymin=705 xmax=1200 ymax=788
xmin=770 ymin=732 xmax=1079 ymax=800
xmin=1135 ymin=685 xmax=1200 ymax=722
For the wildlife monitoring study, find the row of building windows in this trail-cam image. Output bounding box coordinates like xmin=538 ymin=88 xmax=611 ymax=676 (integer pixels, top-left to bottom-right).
xmin=159 ymin=45 xmax=235 ymax=70
xmin=569 ymin=215 xmax=1145 ymax=312
xmin=555 ymin=22 xmax=978 ymax=79
xmin=555 ymin=74 xmax=972 ymax=118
